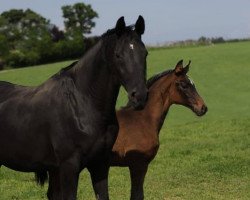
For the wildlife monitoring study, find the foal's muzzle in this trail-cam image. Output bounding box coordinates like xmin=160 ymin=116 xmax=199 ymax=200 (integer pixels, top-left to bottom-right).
xmin=129 ymin=88 xmax=148 ymax=110
xmin=193 ymin=104 xmax=208 ymax=116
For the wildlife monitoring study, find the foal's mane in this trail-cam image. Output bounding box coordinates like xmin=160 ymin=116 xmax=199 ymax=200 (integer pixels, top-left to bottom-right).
xmin=146 ymin=69 xmax=173 ymax=88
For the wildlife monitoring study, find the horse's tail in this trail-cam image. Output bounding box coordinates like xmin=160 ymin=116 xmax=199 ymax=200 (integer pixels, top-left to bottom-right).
xmin=35 ymin=170 xmax=48 ymax=186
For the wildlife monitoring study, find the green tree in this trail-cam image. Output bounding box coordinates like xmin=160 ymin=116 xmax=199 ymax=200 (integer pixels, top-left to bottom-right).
xmin=0 ymin=34 xmax=9 ymax=56
xmin=62 ymin=2 xmax=98 ymax=36
xmin=0 ymin=17 xmax=10 ymax=57
xmin=0 ymin=9 xmax=52 ymax=67
xmin=0 ymin=9 xmax=50 ymax=50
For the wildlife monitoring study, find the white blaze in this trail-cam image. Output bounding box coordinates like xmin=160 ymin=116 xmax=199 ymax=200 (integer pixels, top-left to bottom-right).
xmin=129 ymin=43 xmax=134 ymax=50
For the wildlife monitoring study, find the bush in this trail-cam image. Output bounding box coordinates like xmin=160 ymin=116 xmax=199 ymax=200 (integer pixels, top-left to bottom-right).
xmin=6 ymin=51 xmax=26 ymax=67
xmin=211 ymin=37 xmax=225 ymax=44
xmin=0 ymin=58 xmax=4 ymax=70
xmin=3 ymin=34 xmax=87 ymax=68
xmin=23 ymin=51 xmax=40 ymax=66
xmin=6 ymin=50 xmax=40 ymax=68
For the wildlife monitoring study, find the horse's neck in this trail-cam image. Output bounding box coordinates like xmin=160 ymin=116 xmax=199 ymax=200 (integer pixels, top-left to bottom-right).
xmin=143 ymin=76 xmax=173 ymax=133
xmin=73 ymin=40 xmax=120 ymax=118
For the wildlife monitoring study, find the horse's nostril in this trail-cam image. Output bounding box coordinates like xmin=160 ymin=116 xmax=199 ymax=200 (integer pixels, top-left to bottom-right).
xmin=131 ymin=91 xmax=136 ymax=98
xmin=202 ymin=105 xmax=208 ymax=113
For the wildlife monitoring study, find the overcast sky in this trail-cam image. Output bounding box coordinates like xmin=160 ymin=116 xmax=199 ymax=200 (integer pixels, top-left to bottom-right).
xmin=0 ymin=0 xmax=250 ymax=45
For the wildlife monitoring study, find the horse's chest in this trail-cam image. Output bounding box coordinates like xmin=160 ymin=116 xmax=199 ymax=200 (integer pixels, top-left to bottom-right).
xmin=90 ymin=123 xmax=119 ymax=153
xmin=69 ymin=120 xmax=119 ymax=160
xmin=114 ymin=129 xmax=159 ymax=162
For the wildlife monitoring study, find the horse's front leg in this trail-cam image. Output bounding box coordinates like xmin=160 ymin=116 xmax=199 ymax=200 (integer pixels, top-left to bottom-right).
xmin=129 ymin=163 xmax=148 ymax=200
xmin=88 ymin=123 xmax=118 ymax=200
xmin=47 ymin=169 xmax=62 ymax=200
xmin=47 ymin=157 xmax=81 ymax=200
xmin=88 ymin=162 xmax=110 ymax=200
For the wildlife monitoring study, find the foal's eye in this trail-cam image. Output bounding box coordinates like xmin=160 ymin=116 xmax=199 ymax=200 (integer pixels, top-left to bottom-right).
xmin=181 ymin=83 xmax=189 ymax=89
xmin=177 ymin=81 xmax=189 ymax=90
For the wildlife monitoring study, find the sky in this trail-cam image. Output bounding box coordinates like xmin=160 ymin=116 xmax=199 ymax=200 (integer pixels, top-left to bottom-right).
xmin=0 ymin=0 xmax=250 ymax=45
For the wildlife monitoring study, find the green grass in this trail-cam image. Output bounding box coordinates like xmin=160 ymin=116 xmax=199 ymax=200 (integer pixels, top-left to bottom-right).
xmin=0 ymin=41 xmax=250 ymax=199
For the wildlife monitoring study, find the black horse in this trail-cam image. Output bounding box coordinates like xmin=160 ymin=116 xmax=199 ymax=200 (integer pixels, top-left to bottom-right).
xmin=0 ymin=16 xmax=148 ymax=200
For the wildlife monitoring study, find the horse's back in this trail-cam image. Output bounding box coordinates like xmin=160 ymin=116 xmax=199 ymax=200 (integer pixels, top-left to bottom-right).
xmin=0 ymin=81 xmax=27 ymax=103
xmin=0 ymin=81 xmax=16 ymax=94
xmin=0 ymin=79 xmax=67 ymax=171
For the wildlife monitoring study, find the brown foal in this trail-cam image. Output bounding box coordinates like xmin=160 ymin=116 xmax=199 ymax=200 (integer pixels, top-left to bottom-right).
xmin=110 ymin=60 xmax=207 ymax=200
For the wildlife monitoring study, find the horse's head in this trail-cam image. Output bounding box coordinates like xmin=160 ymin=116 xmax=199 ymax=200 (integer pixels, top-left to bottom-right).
xmin=170 ymin=60 xmax=207 ymax=116
xmin=105 ymin=16 xmax=148 ymax=110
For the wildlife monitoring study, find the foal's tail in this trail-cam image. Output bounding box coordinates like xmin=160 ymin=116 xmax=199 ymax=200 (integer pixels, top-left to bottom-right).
xmin=35 ymin=170 xmax=48 ymax=186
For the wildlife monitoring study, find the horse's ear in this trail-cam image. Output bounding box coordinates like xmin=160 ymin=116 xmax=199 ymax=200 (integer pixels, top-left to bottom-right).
xmin=135 ymin=15 xmax=145 ymax=35
xmin=174 ymin=59 xmax=184 ymax=75
xmin=115 ymin=16 xmax=126 ymax=36
xmin=183 ymin=60 xmax=191 ymax=74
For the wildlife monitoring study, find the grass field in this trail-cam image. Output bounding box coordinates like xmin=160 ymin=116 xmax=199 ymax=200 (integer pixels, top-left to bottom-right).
xmin=0 ymin=41 xmax=250 ymax=199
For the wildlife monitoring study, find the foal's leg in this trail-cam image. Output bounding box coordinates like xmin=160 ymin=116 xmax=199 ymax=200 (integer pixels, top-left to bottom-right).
xmin=129 ymin=164 xmax=148 ymax=200
xmin=47 ymin=158 xmax=80 ymax=200
xmin=88 ymin=163 xmax=110 ymax=200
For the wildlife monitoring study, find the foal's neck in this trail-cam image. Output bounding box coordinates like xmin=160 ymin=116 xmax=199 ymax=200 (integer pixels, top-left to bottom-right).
xmin=144 ymin=75 xmax=173 ymax=133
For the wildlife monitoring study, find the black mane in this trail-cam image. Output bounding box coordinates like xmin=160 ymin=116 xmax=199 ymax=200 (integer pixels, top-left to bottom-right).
xmin=101 ymin=25 xmax=135 ymax=38
xmin=54 ymin=25 xmax=135 ymax=77
xmin=60 ymin=61 xmax=78 ymax=74
xmin=50 ymin=60 xmax=78 ymax=80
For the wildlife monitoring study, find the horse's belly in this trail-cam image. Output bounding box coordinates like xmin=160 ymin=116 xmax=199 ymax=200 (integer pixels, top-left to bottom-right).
xmin=0 ymin=141 xmax=55 ymax=172
xmin=2 ymin=160 xmax=46 ymax=172
xmin=0 ymin=126 xmax=57 ymax=172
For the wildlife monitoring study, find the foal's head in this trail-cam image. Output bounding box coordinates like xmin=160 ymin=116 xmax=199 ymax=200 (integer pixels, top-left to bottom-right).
xmin=169 ymin=60 xmax=207 ymax=116
xmin=103 ymin=16 xmax=148 ymax=109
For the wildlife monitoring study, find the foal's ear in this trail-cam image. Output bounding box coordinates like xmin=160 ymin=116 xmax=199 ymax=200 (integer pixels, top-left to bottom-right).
xmin=183 ymin=60 xmax=191 ymax=74
xmin=135 ymin=15 xmax=145 ymax=35
xmin=174 ymin=59 xmax=184 ymax=75
xmin=115 ymin=16 xmax=126 ymax=36
xmin=174 ymin=60 xmax=191 ymax=75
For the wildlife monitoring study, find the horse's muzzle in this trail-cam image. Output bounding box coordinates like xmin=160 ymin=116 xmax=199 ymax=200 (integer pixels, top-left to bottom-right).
xmin=129 ymin=88 xmax=148 ymax=110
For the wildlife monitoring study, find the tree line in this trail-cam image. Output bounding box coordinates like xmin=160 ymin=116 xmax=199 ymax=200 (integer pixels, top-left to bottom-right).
xmin=0 ymin=2 xmax=99 ymax=69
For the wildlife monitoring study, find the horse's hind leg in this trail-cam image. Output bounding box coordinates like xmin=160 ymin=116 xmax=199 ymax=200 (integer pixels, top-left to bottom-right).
xmin=129 ymin=163 xmax=148 ymax=200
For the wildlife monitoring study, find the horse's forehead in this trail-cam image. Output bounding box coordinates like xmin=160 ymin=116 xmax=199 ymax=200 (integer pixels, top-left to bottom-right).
xmin=120 ymin=33 xmax=144 ymax=51
xmin=129 ymin=43 xmax=134 ymax=50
